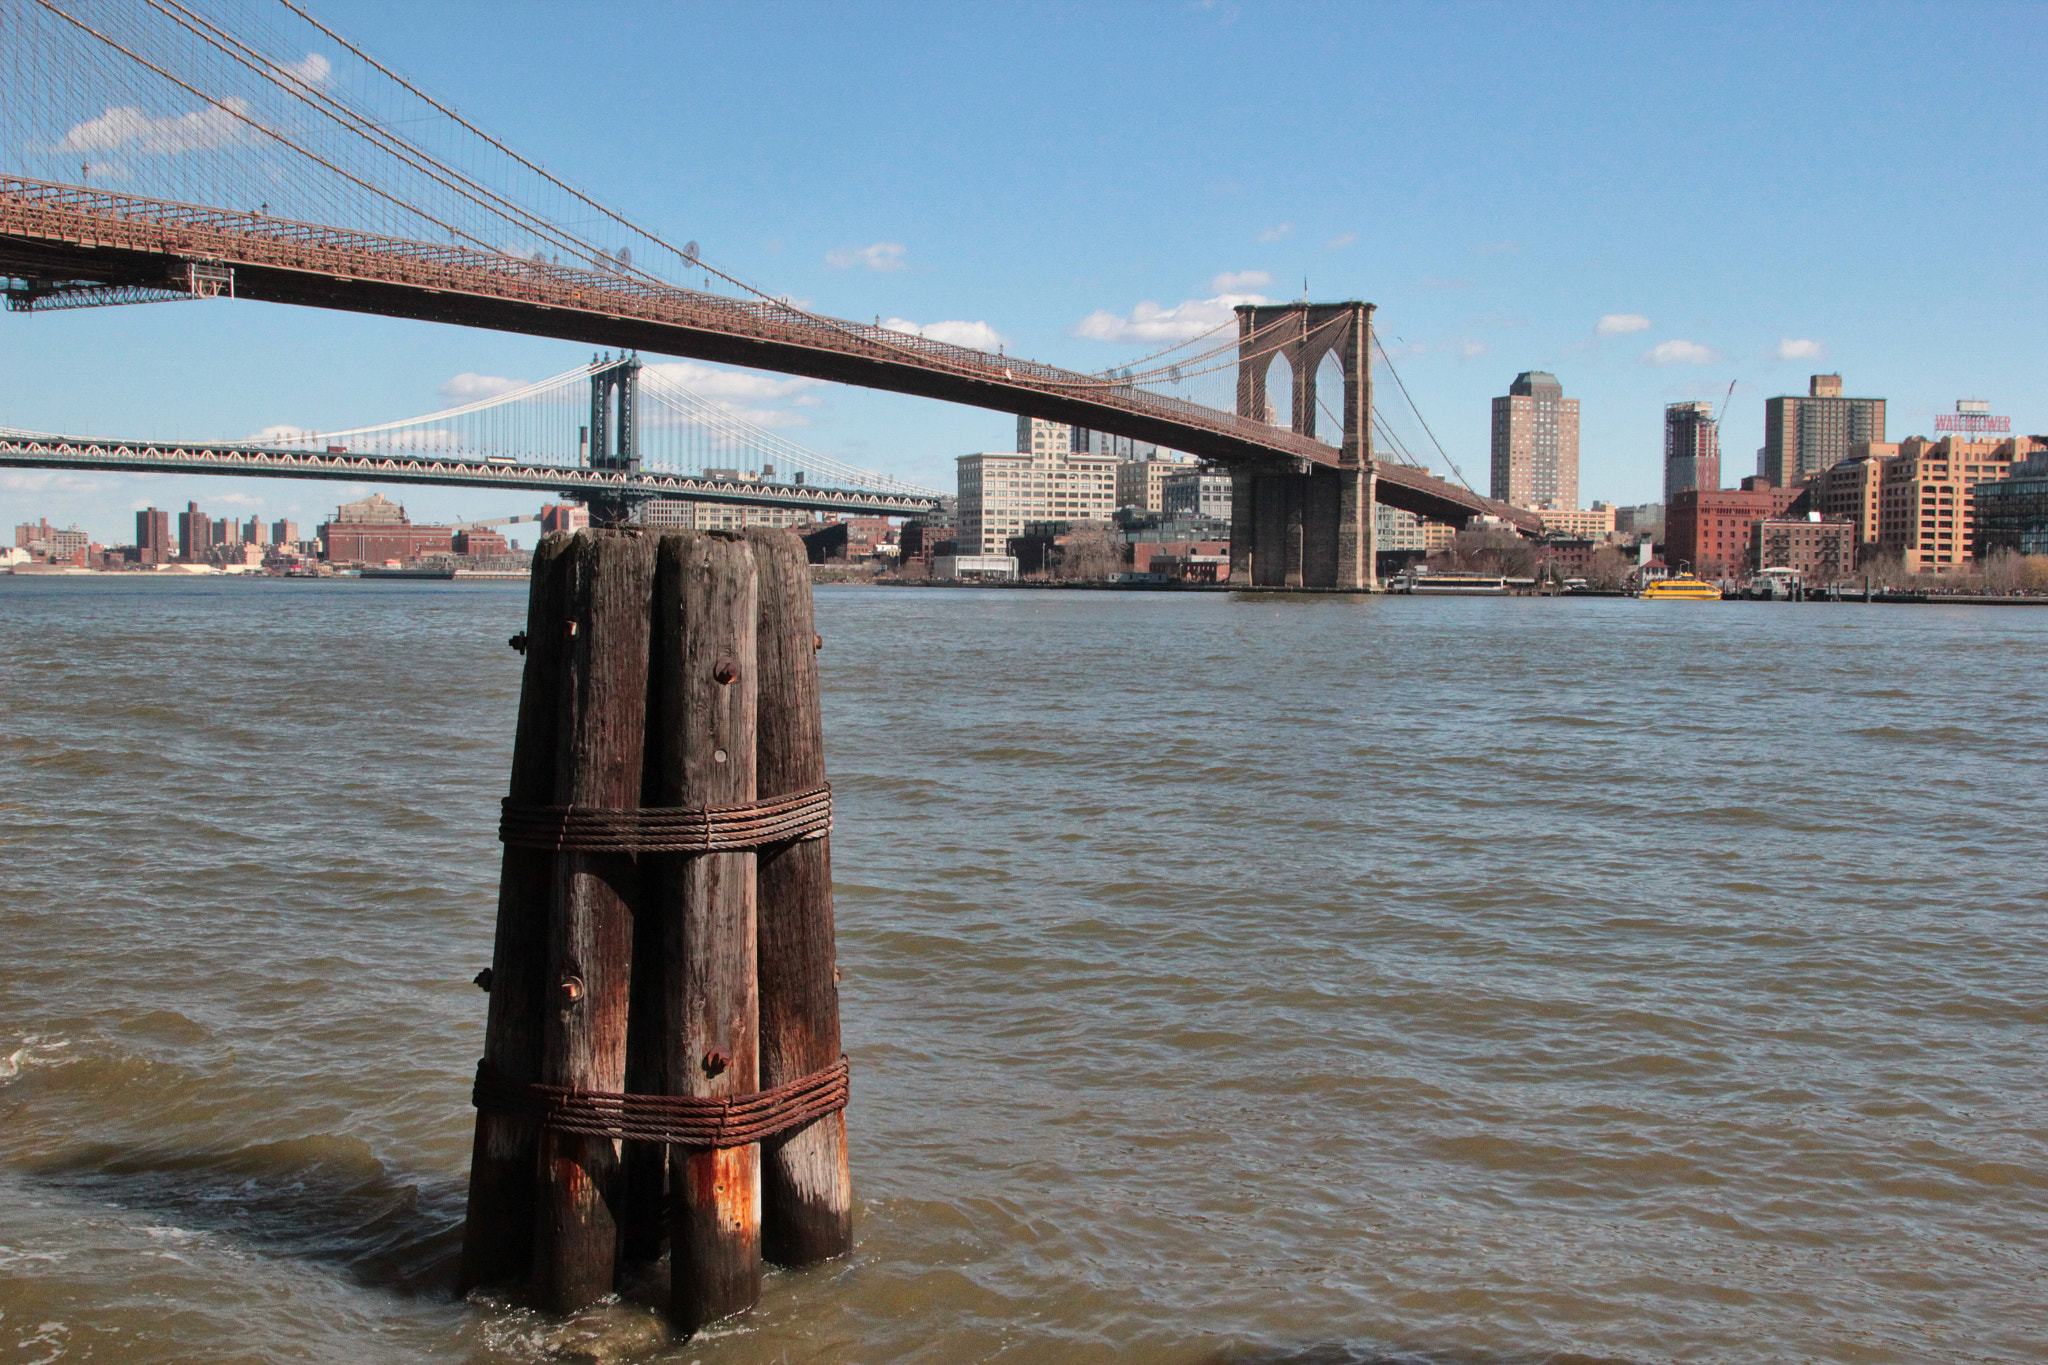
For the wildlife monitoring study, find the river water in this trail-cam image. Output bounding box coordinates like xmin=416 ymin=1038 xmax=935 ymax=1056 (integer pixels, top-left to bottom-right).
xmin=1 ymin=576 xmax=2044 ymax=1365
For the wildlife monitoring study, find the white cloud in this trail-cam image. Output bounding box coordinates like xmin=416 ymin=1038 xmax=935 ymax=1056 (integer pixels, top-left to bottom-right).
xmin=1072 ymin=292 xmax=1267 ymax=344
xmin=1646 ymin=339 xmax=1722 ymax=366
xmin=641 ymin=361 xmax=824 ymax=430
xmin=1774 ymin=337 xmax=1825 ymax=360
xmin=882 ymin=318 xmax=1006 ymax=350
xmin=1257 ymin=223 xmax=1294 ymax=243
xmin=1211 ymin=270 xmax=1272 ymax=292
xmin=276 ymin=52 xmax=331 ymax=86
xmin=438 ymin=373 xmax=526 ymax=402
xmin=1597 ymin=313 xmax=1651 ymax=336
xmin=1324 ymin=232 xmax=1357 ymax=249
xmin=249 ymin=423 xmax=314 ymax=442
xmin=58 ymin=98 xmax=258 ymax=156
xmin=1453 ymin=338 xmax=1489 ymax=360
xmin=825 ymin=241 xmax=906 ymax=271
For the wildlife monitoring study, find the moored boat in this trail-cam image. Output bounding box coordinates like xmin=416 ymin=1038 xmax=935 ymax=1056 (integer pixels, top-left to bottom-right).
xmin=1639 ymin=573 xmax=1721 ymax=601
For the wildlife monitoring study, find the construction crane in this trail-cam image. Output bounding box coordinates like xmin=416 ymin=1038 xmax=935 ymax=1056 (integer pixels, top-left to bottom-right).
xmin=1713 ymin=379 xmax=1737 ymax=427
xmin=447 ymin=512 xmax=542 ymax=533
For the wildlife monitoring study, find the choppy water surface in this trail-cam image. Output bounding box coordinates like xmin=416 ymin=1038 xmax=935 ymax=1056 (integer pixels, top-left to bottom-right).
xmin=1 ymin=576 xmax=2044 ymax=1365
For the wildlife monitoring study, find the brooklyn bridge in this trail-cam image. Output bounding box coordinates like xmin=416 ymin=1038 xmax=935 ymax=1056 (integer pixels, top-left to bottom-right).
xmin=0 ymin=0 xmax=1538 ymax=588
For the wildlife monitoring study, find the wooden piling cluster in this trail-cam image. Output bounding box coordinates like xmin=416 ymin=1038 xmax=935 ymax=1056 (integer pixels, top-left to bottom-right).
xmin=458 ymin=527 xmax=852 ymax=1330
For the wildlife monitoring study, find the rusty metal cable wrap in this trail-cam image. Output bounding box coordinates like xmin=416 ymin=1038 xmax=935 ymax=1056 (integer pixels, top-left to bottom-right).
xmin=471 ymin=1057 xmax=849 ymax=1148
xmin=498 ymin=782 xmax=830 ymax=853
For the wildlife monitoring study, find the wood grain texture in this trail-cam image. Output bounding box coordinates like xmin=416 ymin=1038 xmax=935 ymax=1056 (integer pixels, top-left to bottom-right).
xmin=530 ymin=529 xmax=655 ymax=1313
xmin=652 ymin=532 xmax=763 ymax=1331
xmin=458 ymin=531 xmax=572 ymax=1294
xmin=745 ymin=528 xmax=853 ymax=1266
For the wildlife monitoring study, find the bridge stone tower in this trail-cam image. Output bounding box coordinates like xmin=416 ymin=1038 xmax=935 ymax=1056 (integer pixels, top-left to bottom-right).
xmin=1229 ymin=302 xmax=1377 ymax=590
xmin=583 ymin=353 xmax=646 ymax=526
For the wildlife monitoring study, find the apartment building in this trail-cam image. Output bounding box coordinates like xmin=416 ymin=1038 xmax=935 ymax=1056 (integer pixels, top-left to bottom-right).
xmin=1876 ymin=436 xmax=2027 ymax=573
xmin=1490 ymin=371 xmax=1580 ymax=509
xmin=1762 ymin=374 xmax=1886 ymax=489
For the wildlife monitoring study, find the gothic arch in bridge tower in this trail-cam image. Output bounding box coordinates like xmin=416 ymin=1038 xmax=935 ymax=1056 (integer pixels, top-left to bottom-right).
xmin=1229 ymin=301 xmax=1378 ymax=590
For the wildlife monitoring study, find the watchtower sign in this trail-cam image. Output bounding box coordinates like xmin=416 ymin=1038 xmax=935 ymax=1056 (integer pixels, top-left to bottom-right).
xmin=1935 ymin=399 xmax=2010 ymax=434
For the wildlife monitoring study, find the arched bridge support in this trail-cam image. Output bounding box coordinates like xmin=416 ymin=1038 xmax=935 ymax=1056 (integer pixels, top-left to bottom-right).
xmin=1228 ymin=302 xmax=1378 ymax=590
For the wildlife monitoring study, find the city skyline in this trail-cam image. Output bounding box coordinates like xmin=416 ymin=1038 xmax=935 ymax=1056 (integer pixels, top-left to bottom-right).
xmin=2 ymin=2 xmax=2044 ymax=543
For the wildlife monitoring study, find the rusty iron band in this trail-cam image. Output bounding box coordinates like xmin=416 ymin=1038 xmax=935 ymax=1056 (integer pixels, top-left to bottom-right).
xmin=498 ymin=782 xmax=830 ymax=854
xmin=472 ymin=1057 xmax=849 ymax=1148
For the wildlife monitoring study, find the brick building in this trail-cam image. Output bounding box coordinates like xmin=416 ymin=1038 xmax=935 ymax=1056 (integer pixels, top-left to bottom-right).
xmin=1808 ymin=448 xmax=1888 ymax=556
xmin=1665 ymin=478 xmax=1799 ymax=575
xmin=135 ymin=507 xmax=173 ymax=565
xmin=1754 ymin=513 xmax=1857 ymax=581
xmin=1876 ymin=436 xmax=2031 ymax=574
xmin=318 ymin=493 xmax=453 ymax=565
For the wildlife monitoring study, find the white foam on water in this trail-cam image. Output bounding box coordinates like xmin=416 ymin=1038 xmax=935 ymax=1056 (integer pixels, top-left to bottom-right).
xmin=0 ymin=1035 xmax=71 ymax=1081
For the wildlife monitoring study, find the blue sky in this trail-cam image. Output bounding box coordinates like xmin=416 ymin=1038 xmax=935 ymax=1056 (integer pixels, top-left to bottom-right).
xmin=5 ymin=0 xmax=2044 ymax=545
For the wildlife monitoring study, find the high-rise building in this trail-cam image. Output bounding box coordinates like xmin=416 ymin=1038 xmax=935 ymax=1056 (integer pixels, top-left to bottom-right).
xmin=1663 ymin=402 xmax=1722 ymax=504
xmin=958 ymin=449 xmax=1118 ymax=554
xmin=271 ymin=519 xmax=299 ymax=547
xmin=177 ymin=502 xmax=214 ymax=562
xmin=136 ymin=508 xmax=173 ymax=565
xmin=1490 ymin=371 xmax=1580 ymax=509
xmin=1762 ymin=374 xmax=1886 ymax=489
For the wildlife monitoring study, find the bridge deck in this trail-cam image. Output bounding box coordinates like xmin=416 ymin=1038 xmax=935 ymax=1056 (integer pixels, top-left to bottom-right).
xmin=0 ymin=176 xmax=1539 ymax=534
xmin=0 ymin=432 xmax=940 ymax=516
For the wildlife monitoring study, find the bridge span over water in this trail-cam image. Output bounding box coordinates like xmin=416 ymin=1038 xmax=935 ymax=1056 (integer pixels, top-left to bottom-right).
xmin=0 ymin=3 xmax=1539 ymax=587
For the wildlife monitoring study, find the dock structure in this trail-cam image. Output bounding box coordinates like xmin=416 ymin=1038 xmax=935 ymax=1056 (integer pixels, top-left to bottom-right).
xmin=458 ymin=526 xmax=851 ymax=1329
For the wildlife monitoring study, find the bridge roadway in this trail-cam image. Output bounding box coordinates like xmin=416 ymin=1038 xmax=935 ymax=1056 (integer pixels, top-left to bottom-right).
xmin=0 ymin=431 xmax=941 ymax=516
xmin=0 ymin=176 xmax=1540 ymax=536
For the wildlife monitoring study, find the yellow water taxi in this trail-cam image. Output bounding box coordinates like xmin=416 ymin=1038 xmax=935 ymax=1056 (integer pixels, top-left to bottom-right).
xmin=1639 ymin=573 xmax=1721 ymax=601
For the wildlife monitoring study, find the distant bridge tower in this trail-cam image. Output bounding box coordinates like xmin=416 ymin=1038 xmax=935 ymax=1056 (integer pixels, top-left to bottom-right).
xmin=1230 ymin=302 xmax=1378 ymax=590
xmin=584 ymin=352 xmax=644 ymax=524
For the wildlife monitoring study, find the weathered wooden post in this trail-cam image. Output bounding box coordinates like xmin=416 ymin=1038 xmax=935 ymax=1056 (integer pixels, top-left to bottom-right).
xmin=530 ymin=529 xmax=656 ymax=1311
xmin=653 ymin=531 xmax=763 ymax=1328
xmin=461 ymin=525 xmax=852 ymax=1332
xmin=747 ymin=529 xmax=854 ymax=1265
xmin=458 ymin=534 xmax=572 ymax=1294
